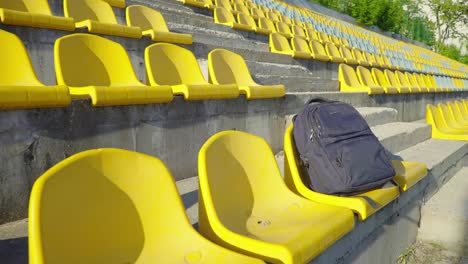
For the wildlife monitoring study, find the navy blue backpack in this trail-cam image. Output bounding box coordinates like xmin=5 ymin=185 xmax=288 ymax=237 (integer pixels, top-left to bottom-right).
xmin=293 ymin=97 xmax=395 ymax=195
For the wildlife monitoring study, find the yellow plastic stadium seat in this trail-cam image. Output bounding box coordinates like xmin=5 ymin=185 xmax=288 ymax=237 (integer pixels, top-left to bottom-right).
xmin=102 ymin=0 xmax=126 ymax=7
xmin=305 ymin=28 xmax=319 ymax=41
xmin=438 ymin=103 xmax=468 ymax=129
xmin=198 ymin=131 xmax=355 ymax=264
xmin=237 ymin=13 xmax=268 ymax=34
xmin=126 ymin=5 xmax=192 ymax=44
xmin=214 ymin=7 xmax=253 ymax=31
xmin=55 ymin=34 xmax=173 ymax=106
xmin=371 ymin=68 xmax=399 ymax=94
xmin=339 ymin=64 xmax=384 ymax=94
xmin=330 ymin=35 xmax=342 ymax=47
xmin=291 ymin=37 xmax=313 ymax=57
xmin=291 ymin=25 xmax=307 ymax=39
xmin=422 ymin=74 xmax=442 ymax=92
xmin=426 ymin=104 xmax=468 ymax=140
xmin=64 ymin=0 xmax=142 ymax=38
xmin=284 ymin=125 xmax=423 ymax=219
xmin=325 ymin=42 xmax=345 ymax=63
xmin=448 ymin=102 xmax=468 ymax=126
xmin=0 ymin=29 xmax=70 ymax=110
xmin=146 ymin=43 xmax=239 ymax=100
xmin=234 ymin=3 xmax=250 ymax=15
xmin=364 ymin=52 xmax=381 ymax=67
xmin=412 ymin=73 xmax=432 ymax=93
xmin=208 ymin=49 xmax=285 ymax=99
xmin=266 ymin=11 xmax=280 ymax=22
xmin=280 ymin=15 xmax=292 ymax=25
xmin=384 ymin=70 xmax=410 ymax=93
xmin=396 ymin=71 xmax=421 ymax=93
xmin=0 ymin=0 xmax=75 ymax=31
xmin=376 ymin=55 xmax=390 ymax=69
xmin=257 ymin=17 xmax=275 ymax=34
xmin=318 ymin=32 xmax=332 ymax=45
xmin=215 ymin=0 xmax=238 ymax=15
xmin=340 ymin=37 xmax=350 ymax=47
xmin=405 ymin=72 xmax=429 ymax=93
xmin=309 ymin=40 xmax=330 ymax=62
xmin=356 ymin=66 xmax=388 ymax=94
xmin=29 ymin=148 xmax=263 ymax=264
xmin=259 ymin=5 xmax=269 ymax=13
xmin=180 ymin=0 xmax=215 ymax=10
xmin=250 ymin=7 xmax=265 ymax=20
xmin=275 ymin=21 xmax=293 ymax=38
xmin=339 ymin=46 xmax=358 ymax=65
xmin=352 ymin=49 xmax=371 ymax=67
xmin=292 ymin=18 xmax=303 ymax=27
xmin=455 ymin=101 xmax=468 ymax=119
xmin=269 ymin=33 xmax=311 ymax=59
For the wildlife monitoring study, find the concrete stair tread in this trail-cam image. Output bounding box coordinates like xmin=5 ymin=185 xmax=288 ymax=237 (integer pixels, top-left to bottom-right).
xmin=371 ymin=122 xmax=432 ymax=153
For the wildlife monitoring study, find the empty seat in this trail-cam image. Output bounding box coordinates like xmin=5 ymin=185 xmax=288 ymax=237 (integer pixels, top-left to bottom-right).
xmin=325 ymin=42 xmax=345 ymax=63
xmin=198 ymin=131 xmax=355 ymax=263
xmin=64 ymin=0 xmax=142 ymax=38
xmin=426 ymin=104 xmax=468 ymax=140
xmin=29 ymin=148 xmax=263 ymax=264
xmin=339 ymin=64 xmax=384 ymax=94
xmin=291 ymin=25 xmax=307 ymax=39
xmin=284 ymin=125 xmax=425 ymax=219
xmin=408 ymin=73 xmax=430 ymax=92
xmin=0 ymin=29 xmax=70 ymax=110
xmin=215 ymin=0 xmax=239 ymax=15
xmin=55 ymin=34 xmax=173 ymax=106
xmin=180 ymin=0 xmax=215 ymax=9
xmin=384 ymin=70 xmax=410 ymax=93
xmin=257 ymin=17 xmax=275 ymax=34
xmin=102 ymin=0 xmax=126 ymax=7
xmin=126 ymin=5 xmax=192 ymax=44
xmin=275 ymin=21 xmax=293 ymax=38
xmin=339 ymin=46 xmax=358 ymax=65
xmin=371 ymin=68 xmax=399 ymax=94
xmin=351 ymin=49 xmax=370 ymax=66
xmin=364 ymin=52 xmax=381 ymax=67
xmin=269 ymin=33 xmax=311 ymax=59
xmin=376 ymin=55 xmax=391 ymax=69
xmin=266 ymin=11 xmax=280 ymax=22
xmin=0 ymin=0 xmax=75 ymax=31
xmin=438 ymin=103 xmax=468 ymax=129
xmin=250 ymin=7 xmax=265 ymax=20
xmin=234 ymin=3 xmax=250 ymax=14
xmin=214 ymin=7 xmax=253 ymax=31
xmin=448 ymin=102 xmax=468 ymax=126
xmin=416 ymin=73 xmax=436 ymax=92
xmin=208 ymin=49 xmax=285 ymax=99
xmin=305 ymin=28 xmax=320 ymax=42
xmin=395 ymin=71 xmax=420 ymax=93
xmin=145 ymin=43 xmax=239 ymax=100
xmin=309 ymin=40 xmax=330 ymax=61
xmin=318 ymin=32 xmax=332 ymax=45
xmin=237 ymin=13 xmax=269 ymax=34
xmin=356 ymin=66 xmax=391 ymax=94
xmin=405 ymin=72 xmax=429 ymax=92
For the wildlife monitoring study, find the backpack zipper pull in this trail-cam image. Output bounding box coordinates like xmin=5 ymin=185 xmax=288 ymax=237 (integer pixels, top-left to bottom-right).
xmin=309 ymin=129 xmax=314 ymax=141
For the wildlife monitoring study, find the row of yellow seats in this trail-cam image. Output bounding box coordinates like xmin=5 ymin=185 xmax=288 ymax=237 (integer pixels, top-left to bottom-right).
xmin=269 ymin=33 xmax=394 ymax=68
xmin=339 ymin=64 xmax=455 ymax=95
xmin=29 ymin=129 xmax=427 ymax=263
xmin=0 ymin=29 xmax=284 ymax=110
xmin=0 ymin=0 xmax=192 ymax=43
xmin=426 ymin=100 xmax=468 ymax=141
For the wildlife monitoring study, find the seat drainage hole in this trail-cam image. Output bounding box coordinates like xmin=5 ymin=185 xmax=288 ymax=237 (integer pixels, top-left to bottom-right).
xmin=257 ymin=220 xmax=271 ymax=226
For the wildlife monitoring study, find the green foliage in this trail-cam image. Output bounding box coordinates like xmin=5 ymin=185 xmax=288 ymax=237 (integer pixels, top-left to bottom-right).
xmin=375 ymin=0 xmax=405 ymax=33
xmin=350 ymin=0 xmax=382 ymax=26
xmin=437 ymin=43 xmax=461 ymax=61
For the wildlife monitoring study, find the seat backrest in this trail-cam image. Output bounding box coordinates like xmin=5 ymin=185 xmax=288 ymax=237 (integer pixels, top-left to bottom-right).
xmin=145 ymin=43 xmax=206 ymax=86
xmin=266 ymin=11 xmax=279 ymax=21
xmin=275 ymin=21 xmax=291 ymax=34
xmin=258 ymin=17 xmax=275 ymax=31
xmin=364 ymin=52 xmax=377 ymax=64
xmin=340 ymin=37 xmax=350 ymax=46
xmin=270 ymin=33 xmax=292 ymax=52
xmin=64 ymin=0 xmax=118 ymax=24
xmin=357 ymin=66 xmax=377 ymax=87
xmin=455 ymin=101 xmax=468 ymax=116
xmin=214 ymin=7 xmax=235 ymax=23
xmin=309 ymin=40 xmax=327 ymax=56
xmin=339 ymin=46 xmax=354 ymax=60
xmin=424 ymin=74 xmax=435 ymax=88
xmin=292 ymin=25 xmax=306 ymax=37
xmin=372 ymin=68 xmax=390 ymax=87
xmin=280 ymin=15 xmax=291 ymax=24
xmin=0 ymin=29 xmax=43 ymax=86
xmin=198 ymin=131 xmax=289 ymax=233
xmin=405 ymin=72 xmax=420 ymax=87
xmin=215 ymin=0 xmax=233 ymax=10
xmin=427 ymin=104 xmax=446 ymax=128
xmin=352 ymin=49 xmax=366 ymax=61
xmin=29 ymin=149 xmax=193 ymax=263
xmin=208 ymin=48 xmax=255 ymax=86
xmin=438 ymin=103 xmax=457 ymax=125
xmin=291 ymin=37 xmax=311 ymax=53
xmin=234 ymin=3 xmax=249 ymax=14
xmin=126 ymin=5 xmax=169 ymax=33
xmin=250 ymin=7 xmax=265 ymax=18
xmin=384 ymin=70 xmax=400 ymax=87
xmin=325 ymin=42 xmax=340 ymax=57
xmin=237 ymin=13 xmax=256 ymax=27
xmin=55 ymin=34 xmax=142 ymax=87
xmin=396 ymin=71 xmax=411 ymax=87
xmin=0 ymin=0 xmax=52 ymax=15
xmin=413 ymin=73 xmax=426 ymax=87
xmin=339 ymin=64 xmax=361 ymax=87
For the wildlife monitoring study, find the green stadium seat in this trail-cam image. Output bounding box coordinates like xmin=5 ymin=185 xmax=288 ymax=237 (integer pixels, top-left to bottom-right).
xmin=339 ymin=64 xmax=384 ymax=94
xmin=29 ymin=148 xmax=263 ymax=264
xmin=208 ymin=49 xmax=285 ymax=99
xmin=64 ymin=0 xmax=142 ymax=38
xmin=126 ymin=5 xmax=192 ymax=44
xmin=55 ymin=33 xmax=173 ymax=106
xmin=0 ymin=29 xmax=71 ymax=110
xmin=145 ymin=43 xmax=239 ymax=100
xmin=198 ymin=131 xmax=355 ymax=263
xmin=0 ymin=0 xmax=75 ymax=31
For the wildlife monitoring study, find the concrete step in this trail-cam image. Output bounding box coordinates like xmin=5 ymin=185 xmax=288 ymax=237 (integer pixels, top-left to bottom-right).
xmin=248 ymin=61 xmax=315 ymax=77
xmin=417 ymin=167 xmax=468 ymax=257
xmin=371 ymin=121 xmax=432 ymax=154
xmin=254 ymin=75 xmax=339 ymax=92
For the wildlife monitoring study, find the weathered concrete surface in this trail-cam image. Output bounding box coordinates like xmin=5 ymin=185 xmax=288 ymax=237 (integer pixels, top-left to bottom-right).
xmin=372 ymin=121 xmax=432 ymax=154
xmin=418 ymin=167 xmax=468 ymax=256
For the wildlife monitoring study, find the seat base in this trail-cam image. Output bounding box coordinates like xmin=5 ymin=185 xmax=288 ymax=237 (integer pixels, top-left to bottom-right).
xmin=76 ymin=20 xmax=142 ymax=38
xmin=255 ymin=27 xmax=272 ymax=35
xmin=0 ymin=85 xmax=71 ymax=109
xmin=172 ymin=84 xmax=239 ymax=100
xmin=392 ymin=160 xmax=428 ymax=192
xmin=240 ymin=84 xmax=285 ymax=99
xmin=69 ymin=85 xmax=173 ymax=106
xmin=0 ymin=8 xmax=75 ymax=31
xmin=144 ymin=30 xmax=193 ymax=45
